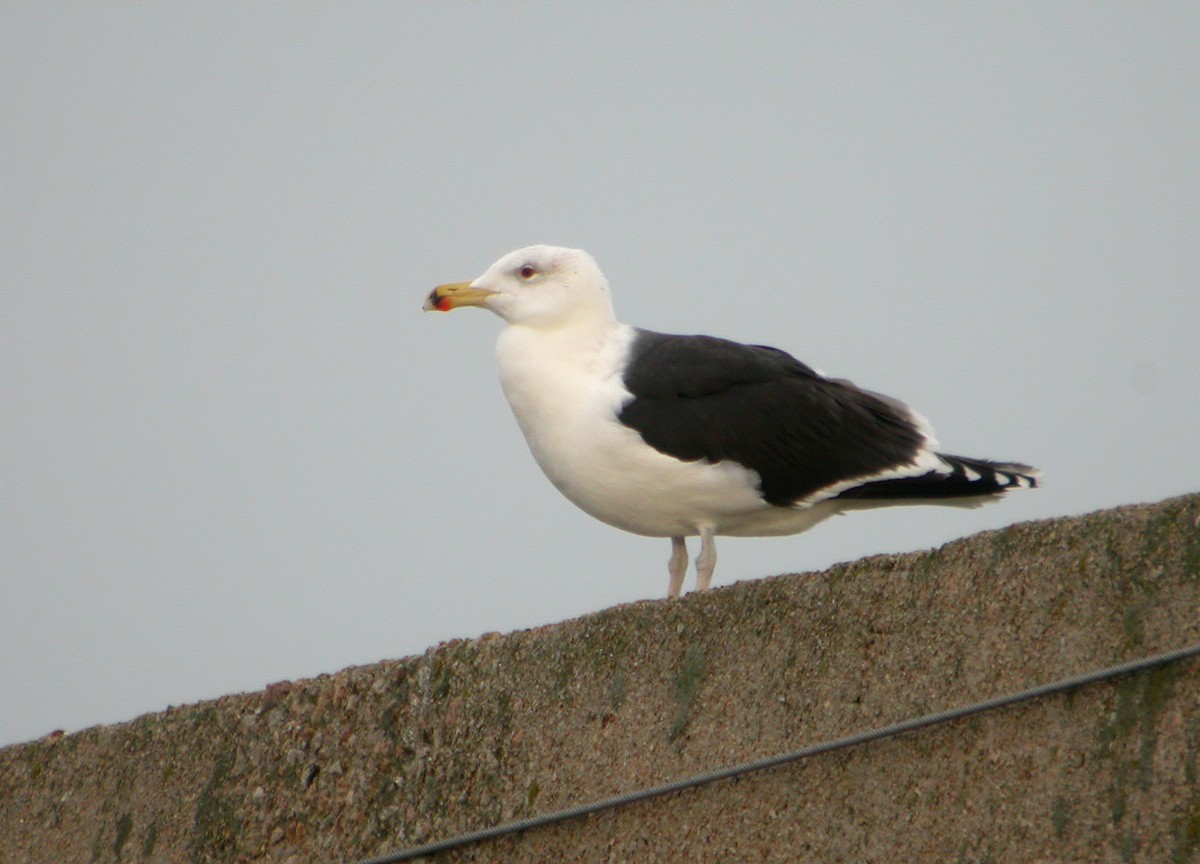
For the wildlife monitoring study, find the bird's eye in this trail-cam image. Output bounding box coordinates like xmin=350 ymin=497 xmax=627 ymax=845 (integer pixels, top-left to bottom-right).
xmin=519 ymin=265 xmax=537 ymax=279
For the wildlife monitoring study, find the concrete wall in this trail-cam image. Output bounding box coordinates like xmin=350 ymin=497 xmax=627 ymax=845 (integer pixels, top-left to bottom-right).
xmin=2 ymin=493 xmax=1198 ymax=863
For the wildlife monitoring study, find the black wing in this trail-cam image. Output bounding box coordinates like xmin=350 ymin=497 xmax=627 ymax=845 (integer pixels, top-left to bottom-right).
xmin=617 ymin=330 xmax=927 ymax=506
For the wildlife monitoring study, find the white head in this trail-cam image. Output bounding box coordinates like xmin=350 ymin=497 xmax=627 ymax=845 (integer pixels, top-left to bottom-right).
xmin=425 ymin=245 xmax=617 ymax=329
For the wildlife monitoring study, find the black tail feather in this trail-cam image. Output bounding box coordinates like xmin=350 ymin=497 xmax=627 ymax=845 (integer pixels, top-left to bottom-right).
xmin=836 ymin=453 xmax=1040 ymax=501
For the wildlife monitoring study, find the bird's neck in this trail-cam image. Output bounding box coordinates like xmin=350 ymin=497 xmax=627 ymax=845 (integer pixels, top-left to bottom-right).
xmin=497 ymin=314 xmax=625 ymax=370
xmin=495 ymin=319 xmax=632 ymax=416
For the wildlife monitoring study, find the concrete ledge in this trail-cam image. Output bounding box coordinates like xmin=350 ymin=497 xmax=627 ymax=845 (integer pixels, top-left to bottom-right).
xmin=3 ymin=494 xmax=1198 ymax=863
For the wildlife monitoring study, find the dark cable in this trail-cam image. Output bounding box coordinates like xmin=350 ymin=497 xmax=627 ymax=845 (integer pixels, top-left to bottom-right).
xmin=352 ymin=643 xmax=1200 ymax=864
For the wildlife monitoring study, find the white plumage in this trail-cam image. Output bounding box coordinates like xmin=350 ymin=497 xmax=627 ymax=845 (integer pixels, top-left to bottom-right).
xmin=425 ymin=245 xmax=1038 ymax=597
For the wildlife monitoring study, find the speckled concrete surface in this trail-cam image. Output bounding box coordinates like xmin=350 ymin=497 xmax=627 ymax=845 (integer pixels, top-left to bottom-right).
xmin=2 ymin=494 xmax=1198 ymax=863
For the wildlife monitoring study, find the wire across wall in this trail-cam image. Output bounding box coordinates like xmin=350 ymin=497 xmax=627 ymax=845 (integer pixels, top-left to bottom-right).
xmin=351 ymin=643 xmax=1200 ymax=864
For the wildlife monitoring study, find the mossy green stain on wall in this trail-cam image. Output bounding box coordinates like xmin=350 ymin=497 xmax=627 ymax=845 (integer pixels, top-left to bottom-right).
xmin=113 ymin=812 xmax=132 ymax=859
xmin=1140 ymin=497 xmax=1200 ymax=582
xmin=430 ymin=656 xmax=454 ymax=700
xmin=141 ymin=819 xmax=158 ymax=858
xmin=1135 ymin=665 xmax=1175 ymax=790
xmin=1171 ymin=796 xmax=1200 ymax=864
xmin=491 ymin=689 xmax=515 ymax=763
xmin=669 ymin=645 xmax=706 ymax=742
xmin=988 ymin=526 xmax=1020 ymax=564
xmin=189 ymin=747 xmax=242 ymax=864
xmin=1098 ymin=675 xmax=1142 ymax=755
xmin=1184 ymin=715 xmax=1199 ymax=785
xmin=1050 ymin=796 xmax=1072 ymax=838
xmin=1097 ymin=664 xmax=1179 ymax=856
xmin=1120 ymin=601 xmax=1148 ymax=652
xmin=609 ymin=670 xmax=627 ymax=714
xmin=551 ymin=648 xmax=579 ymax=706
xmin=1119 ymin=826 xmax=1137 ymax=863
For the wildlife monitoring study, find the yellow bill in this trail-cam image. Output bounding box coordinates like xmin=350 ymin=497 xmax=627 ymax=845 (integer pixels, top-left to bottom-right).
xmin=423 ymin=281 xmax=496 ymax=312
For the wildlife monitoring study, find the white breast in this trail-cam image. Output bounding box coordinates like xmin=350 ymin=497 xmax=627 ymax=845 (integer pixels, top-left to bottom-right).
xmin=493 ymin=322 xmax=783 ymax=538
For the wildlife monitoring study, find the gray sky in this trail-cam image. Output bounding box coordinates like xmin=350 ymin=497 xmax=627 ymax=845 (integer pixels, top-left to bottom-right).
xmin=3 ymin=4 xmax=1197 ymax=746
